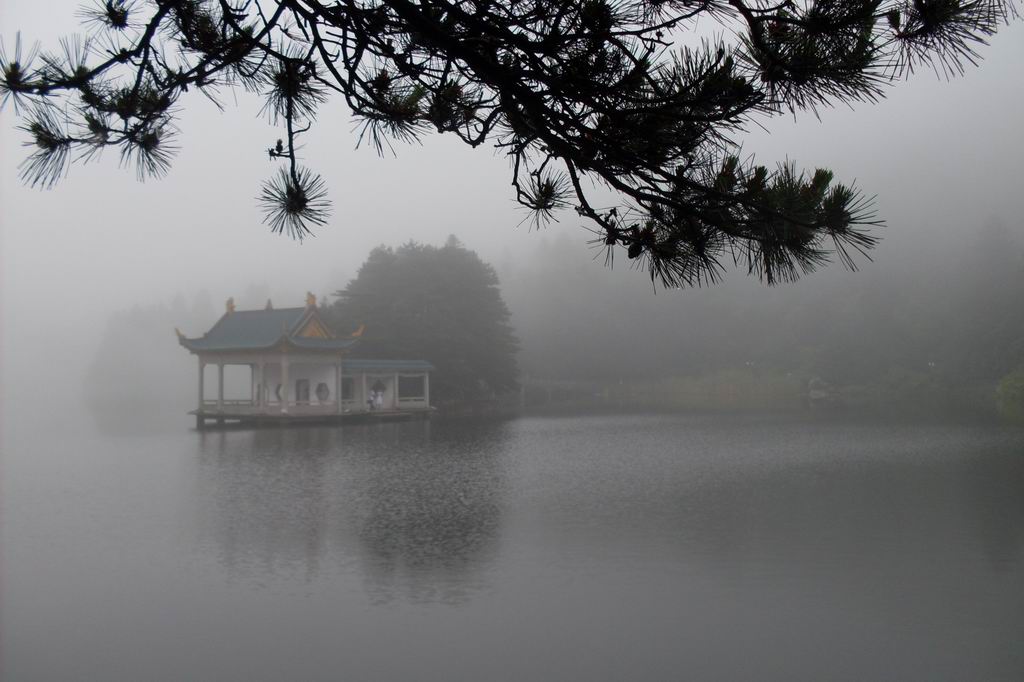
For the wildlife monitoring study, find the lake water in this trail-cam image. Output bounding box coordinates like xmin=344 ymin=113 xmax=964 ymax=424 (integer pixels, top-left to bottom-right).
xmin=2 ymin=413 xmax=1022 ymax=680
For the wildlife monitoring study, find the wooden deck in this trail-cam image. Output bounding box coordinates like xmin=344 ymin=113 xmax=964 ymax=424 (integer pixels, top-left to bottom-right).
xmin=191 ymin=403 xmax=432 ymax=429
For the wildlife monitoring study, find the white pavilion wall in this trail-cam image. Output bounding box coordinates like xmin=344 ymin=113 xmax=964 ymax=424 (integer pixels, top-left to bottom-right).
xmin=195 ymin=355 xmax=428 ymax=411
xmin=261 ymin=362 xmax=337 ymax=404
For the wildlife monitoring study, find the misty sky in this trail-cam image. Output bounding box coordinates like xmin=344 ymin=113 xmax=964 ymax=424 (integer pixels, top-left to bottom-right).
xmin=2 ymin=1 xmax=1023 ymax=415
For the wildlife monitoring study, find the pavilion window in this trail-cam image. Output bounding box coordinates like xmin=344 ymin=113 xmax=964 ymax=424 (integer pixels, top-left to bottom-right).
xmin=341 ymin=377 xmax=354 ymax=401
xmin=295 ymin=379 xmax=310 ymax=404
xmin=398 ymin=375 xmax=425 ymax=399
xmin=315 ymin=382 xmax=330 ymax=403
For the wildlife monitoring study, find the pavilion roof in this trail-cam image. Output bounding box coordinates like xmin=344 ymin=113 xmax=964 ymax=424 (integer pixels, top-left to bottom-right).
xmin=178 ymin=303 xmax=358 ymax=353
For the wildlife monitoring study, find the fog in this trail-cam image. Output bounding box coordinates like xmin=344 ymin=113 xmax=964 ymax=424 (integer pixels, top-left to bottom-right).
xmin=3 ymin=3 xmax=1024 ymax=431
xmin=3 ymin=3 xmax=1024 ymax=680
xmin=2 ymin=5 xmax=1024 ymax=432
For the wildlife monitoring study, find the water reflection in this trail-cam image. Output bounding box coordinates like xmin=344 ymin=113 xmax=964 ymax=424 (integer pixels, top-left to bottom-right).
xmin=962 ymin=446 xmax=1024 ymax=569
xmin=5 ymin=414 xmax=1022 ymax=681
xmin=195 ymin=420 xmax=511 ymax=602
xmin=196 ymin=428 xmax=337 ymax=581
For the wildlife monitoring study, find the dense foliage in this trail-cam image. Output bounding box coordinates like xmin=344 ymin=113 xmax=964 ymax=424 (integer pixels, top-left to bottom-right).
xmin=2 ymin=0 xmax=1017 ymax=286
xmin=326 ymin=238 xmax=519 ymax=402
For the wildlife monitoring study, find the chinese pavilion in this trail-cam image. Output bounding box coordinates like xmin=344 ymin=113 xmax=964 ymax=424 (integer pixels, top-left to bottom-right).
xmin=177 ymin=293 xmax=432 ymax=428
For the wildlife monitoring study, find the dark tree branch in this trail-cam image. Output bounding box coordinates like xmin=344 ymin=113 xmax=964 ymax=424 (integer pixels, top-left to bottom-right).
xmin=1 ymin=0 xmax=1017 ymax=286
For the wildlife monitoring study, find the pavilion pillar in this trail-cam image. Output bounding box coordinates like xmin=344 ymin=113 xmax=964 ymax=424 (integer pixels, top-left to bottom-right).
xmin=424 ymin=373 xmax=430 ymax=408
xmin=198 ymin=358 xmax=205 ymax=411
xmin=280 ymin=355 xmax=289 ymax=414
xmin=393 ymin=373 xmax=400 ymax=410
xmin=257 ymin=361 xmax=265 ymax=410
xmin=362 ymin=374 xmax=368 ymax=413
xmin=217 ymin=363 xmax=224 ymax=412
xmin=336 ymin=362 xmax=343 ymax=415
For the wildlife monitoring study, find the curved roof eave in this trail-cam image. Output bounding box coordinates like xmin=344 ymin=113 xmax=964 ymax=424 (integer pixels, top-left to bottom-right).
xmin=179 ymin=334 xmax=358 ymax=354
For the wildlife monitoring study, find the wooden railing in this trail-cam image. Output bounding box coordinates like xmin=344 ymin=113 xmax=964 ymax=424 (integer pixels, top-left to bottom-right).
xmin=200 ymin=398 xmax=429 ymax=415
xmin=202 ymin=400 xmax=341 ymax=412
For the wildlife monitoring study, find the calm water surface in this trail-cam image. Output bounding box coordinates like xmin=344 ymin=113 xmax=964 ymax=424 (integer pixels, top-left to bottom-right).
xmin=2 ymin=413 xmax=1022 ymax=680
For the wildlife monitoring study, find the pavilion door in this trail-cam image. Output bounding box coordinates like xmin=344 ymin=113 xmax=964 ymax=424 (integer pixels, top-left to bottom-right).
xmin=295 ymin=379 xmax=310 ymax=404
